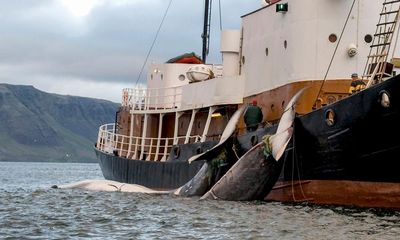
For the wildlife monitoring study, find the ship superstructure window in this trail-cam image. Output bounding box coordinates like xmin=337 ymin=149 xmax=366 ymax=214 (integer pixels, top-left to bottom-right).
xmin=242 ymin=56 xmax=245 ymax=65
xmin=265 ymin=48 xmax=269 ymax=56
xmin=329 ymin=34 xmax=337 ymax=43
xmin=284 ymin=40 xmax=287 ymax=49
xmin=364 ymin=34 xmax=373 ymax=43
xmin=327 ymin=95 xmax=336 ymax=104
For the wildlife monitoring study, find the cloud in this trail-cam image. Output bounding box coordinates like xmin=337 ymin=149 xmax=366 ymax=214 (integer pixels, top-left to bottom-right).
xmin=0 ymin=0 xmax=260 ymax=101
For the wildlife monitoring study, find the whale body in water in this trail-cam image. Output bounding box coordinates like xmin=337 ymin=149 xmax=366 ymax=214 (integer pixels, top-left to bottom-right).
xmin=53 ymin=179 xmax=170 ymax=194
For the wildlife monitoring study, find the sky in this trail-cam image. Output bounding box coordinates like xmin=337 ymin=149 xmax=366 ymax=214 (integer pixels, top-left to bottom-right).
xmin=0 ymin=0 xmax=261 ymax=102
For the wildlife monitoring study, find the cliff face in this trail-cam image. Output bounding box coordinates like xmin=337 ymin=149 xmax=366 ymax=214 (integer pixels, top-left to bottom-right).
xmin=0 ymin=84 xmax=119 ymax=162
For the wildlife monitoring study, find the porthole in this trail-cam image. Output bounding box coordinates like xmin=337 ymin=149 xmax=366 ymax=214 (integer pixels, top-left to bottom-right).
xmin=329 ymin=34 xmax=337 ymax=43
xmin=265 ymin=48 xmax=269 ymax=56
xmin=173 ymin=146 xmax=180 ymax=159
xmin=327 ymin=95 xmax=336 ymax=104
xmin=242 ymin=56 xmax=246 ymax=64
xmin=178 ymin=74 xmax=185 ymax=81
xmin=284 ymin=40 xmax=287 ymax=49
xmin=364 ymin=34 xmax=373 ymax=44
xmin=315 ymin=98 xmax=323 ymax=109
xmin=379 ymin=90 xmax=390 ymax=108
xmin=325 ymin=109 xmax=336 ymax=126
xmin=196 ymin=146 xmax=203 ymax=154
xmin=251 ymin=135 xmax=258 ymax=146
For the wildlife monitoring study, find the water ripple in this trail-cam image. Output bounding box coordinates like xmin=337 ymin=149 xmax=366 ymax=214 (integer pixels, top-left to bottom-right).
xmin=0 ymin=162 xmax=399 ymax=239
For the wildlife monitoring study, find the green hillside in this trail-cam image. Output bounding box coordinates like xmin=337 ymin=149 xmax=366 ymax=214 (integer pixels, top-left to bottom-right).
xmin=0 ymin=84 xmax=119 ymax=162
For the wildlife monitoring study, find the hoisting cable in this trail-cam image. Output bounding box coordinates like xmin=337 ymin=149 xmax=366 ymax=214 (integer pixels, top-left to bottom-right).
xmin=218 ymin=0 xmax=222 ymax=31
xmin=134 ymin=0 xmax=173 ymax=87
xmin=313 ymin=0 xmax=357 ymax=106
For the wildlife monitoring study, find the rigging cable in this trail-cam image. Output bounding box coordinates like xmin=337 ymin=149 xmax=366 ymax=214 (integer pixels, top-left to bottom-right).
xmin=134 ymin=0 xmax=173 ymax=87
xmin=290 ymin=125 xmax=307 ymax=202
xmin=218 ymin=0 xmax=222 ymax=31
xmin=218 ymin=0 xmax=223 ymax=61
xmin=313 ymin=0 xmax=357 ymax=106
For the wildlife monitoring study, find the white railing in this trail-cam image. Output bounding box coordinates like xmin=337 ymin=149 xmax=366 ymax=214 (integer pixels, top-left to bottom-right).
xmin=122 ymin=86 xmax=183 ymax=111
xmin=96 ymin=123 xmax=200 ymax=161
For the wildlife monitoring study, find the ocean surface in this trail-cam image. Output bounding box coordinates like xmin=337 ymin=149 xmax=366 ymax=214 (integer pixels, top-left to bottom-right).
xmin=0 ymin=162 xmax=399 ymax=240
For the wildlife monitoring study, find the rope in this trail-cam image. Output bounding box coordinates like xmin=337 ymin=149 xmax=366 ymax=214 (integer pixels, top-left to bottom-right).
xmin=134 ymin=0 xmax=173 ymax=87
xmin=313 ymin=0 xmax=357 ymax=106
xmin=290 ymin=124 xmax=307 ymax=201
xmin=218 ymin=0 xmax=222 ymax=31
xmin=293 ymin=126 xmax=307 ymax=200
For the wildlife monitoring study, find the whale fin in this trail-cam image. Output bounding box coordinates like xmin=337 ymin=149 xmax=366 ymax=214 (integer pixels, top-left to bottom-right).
xmin=275 ymin=88 xmax=307 ymax=135
xmin=270 ymin=87 xmax=307 ymax=160
xmin=188 ymin=104 xmax=246 ymax=163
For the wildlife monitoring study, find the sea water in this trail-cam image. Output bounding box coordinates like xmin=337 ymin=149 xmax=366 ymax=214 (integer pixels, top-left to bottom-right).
xmin=0 ymin=162 xmax=399 ymax=240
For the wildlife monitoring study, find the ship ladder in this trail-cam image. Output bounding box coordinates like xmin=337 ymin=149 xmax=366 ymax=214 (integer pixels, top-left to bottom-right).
xmin=363 ymin=0 xmax=400 ymax=87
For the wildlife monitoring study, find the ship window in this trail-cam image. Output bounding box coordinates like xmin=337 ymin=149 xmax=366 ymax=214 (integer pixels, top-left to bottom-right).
xmin=161 ymin=74 xmax=164 ymax=80
xmin=364 ymin=34 xmax=373 ymax=43
xmin=178 ymin=74 xmax=185 ymax=81
xmin=196 ymin=146 xmax=202 ymax=154
xmin=242 ymin=56 xmax=245 ymax=65
xmin=265 ymin=48 xmax=269 ymax=56
xmin=173 ymin=146 xmax=180 ymax=159
xmin=329 ymin=34 xmax=337 ymax=43
xmin=284 ymin=40 xmax=287 ymax=49
xmin=325 ymin=109 xmax=336 ymax=126
xmin=151 ymin=74 xmax=153 ymax=80
xmin=379 ymin=90 xmax=390 ymax=108
xmin=327 ymin=95 xmax=336 ymax=104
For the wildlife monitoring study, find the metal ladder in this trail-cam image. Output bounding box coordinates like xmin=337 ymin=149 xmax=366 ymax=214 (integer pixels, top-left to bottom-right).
xmin=362 ymin=0 xmax=400 ymax=86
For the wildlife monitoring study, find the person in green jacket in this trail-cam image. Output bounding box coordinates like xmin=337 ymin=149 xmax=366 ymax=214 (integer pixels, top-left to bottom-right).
xmin=244 ymin=100 xmax=263 ymax=132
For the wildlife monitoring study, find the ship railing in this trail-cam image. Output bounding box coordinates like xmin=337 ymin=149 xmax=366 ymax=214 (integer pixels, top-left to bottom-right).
xmin=122 ymin=86 xmax=183 ymax=111
xmin=96 ymin=123 xmax=201 ymax=161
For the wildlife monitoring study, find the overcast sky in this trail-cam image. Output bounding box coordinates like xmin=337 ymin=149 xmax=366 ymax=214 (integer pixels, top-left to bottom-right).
xmin=0 ymin=0 xmax=261 ymax=102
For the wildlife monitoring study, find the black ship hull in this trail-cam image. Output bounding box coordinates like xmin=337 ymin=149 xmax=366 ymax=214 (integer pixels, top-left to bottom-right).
xmin=266 ymin=75 xmax=400 ymax=208
xmin=292 ymin=74 xmax=400 ymax=183
xmin=95 ymin=148 xmax=205 ymax=190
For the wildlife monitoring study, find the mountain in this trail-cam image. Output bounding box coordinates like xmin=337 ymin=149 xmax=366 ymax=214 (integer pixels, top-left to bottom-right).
xmin=0 ymin=84 xmax=119 ymax=162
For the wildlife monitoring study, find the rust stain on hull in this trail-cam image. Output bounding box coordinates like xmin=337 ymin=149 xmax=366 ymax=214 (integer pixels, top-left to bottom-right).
xmin=267 ymin=180 xmax=400 ymax=209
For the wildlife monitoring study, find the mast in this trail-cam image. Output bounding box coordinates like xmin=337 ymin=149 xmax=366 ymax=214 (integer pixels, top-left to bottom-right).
xmin=202 ymin=0 xmax=212 ymax=63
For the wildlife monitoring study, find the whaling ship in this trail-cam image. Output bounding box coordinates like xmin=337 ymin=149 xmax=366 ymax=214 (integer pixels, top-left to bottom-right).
xmin=95 ymin=0 xmax=400 ymax=209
